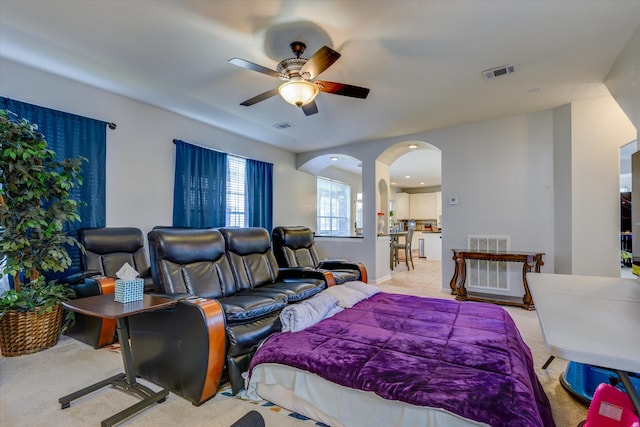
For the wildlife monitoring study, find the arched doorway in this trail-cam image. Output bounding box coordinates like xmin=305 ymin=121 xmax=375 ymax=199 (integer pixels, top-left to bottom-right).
xmin=381 ymin=141 xmax=442 ymax=267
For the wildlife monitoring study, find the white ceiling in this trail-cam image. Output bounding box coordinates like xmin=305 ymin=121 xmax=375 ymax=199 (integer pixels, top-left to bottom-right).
xmin=1 ymin=0 xmax=638 ymax=188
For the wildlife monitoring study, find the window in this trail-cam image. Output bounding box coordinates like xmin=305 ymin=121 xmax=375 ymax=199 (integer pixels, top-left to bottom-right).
xmin=226 ymin=155 xmax=246 ymax=227
xmin=355 ymin=192 xmax=363 ymax=230
xmin=317 ymin=177 xmax=351 ymax=236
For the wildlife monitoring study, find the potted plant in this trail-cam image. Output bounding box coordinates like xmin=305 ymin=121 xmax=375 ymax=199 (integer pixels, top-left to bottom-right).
xmin=0 ymin=109 xmax=85 ymax=356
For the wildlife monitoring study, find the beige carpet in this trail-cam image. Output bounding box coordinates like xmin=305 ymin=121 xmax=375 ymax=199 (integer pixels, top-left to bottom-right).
xmin=0 ymin=334 xmax=314 ymax=427
xmin=0 ymin=259 xmax=587 ymax=426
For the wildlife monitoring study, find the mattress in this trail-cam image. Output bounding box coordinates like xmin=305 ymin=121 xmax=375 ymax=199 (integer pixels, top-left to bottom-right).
xmin=248 ymin=363 xmax=487 ymax=427
xmin=247 ymin=292 xmax=554 ymax=427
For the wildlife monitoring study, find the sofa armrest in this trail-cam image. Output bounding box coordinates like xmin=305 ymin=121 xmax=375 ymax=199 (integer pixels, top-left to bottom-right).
xmin=317 ymin=261 xmax=368 ymax=283
xmin=129 ymin=298 xmax=226 ymax=406
xmin=151 ymin=292 xmax=193 ymax=301
xmin=277 ymin=267 xmax=334 ymax=286
xmin=62 ymin=270 xmax=103 ymax=285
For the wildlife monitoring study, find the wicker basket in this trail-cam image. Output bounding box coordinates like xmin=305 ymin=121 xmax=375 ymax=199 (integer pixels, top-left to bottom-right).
xmin=0 ymin=304 xmax=63 ymax=357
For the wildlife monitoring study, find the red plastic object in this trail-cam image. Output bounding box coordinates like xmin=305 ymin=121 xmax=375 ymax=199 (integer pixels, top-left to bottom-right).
xmin=583 ymin=383 xmax=639 ymax=427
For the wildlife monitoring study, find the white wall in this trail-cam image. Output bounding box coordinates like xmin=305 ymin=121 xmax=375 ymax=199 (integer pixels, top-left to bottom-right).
xmin=569 ymin=96 xmax=637 ymax=276
xmin=0 ymin=58 xmax=317 ymax=241
xmin=432 ymin=112 xmax=556 ymax=293
xmin=552 ymin=104 xmax=573 ymax=274
xmin=375 ymin=161 xmax=392 ymax=281
xmin=605 ymin=25 xmax=640 ymax=131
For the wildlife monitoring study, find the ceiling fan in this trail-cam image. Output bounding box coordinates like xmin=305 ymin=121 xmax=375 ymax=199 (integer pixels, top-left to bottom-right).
xmin=228 ymin=41 xmax=370 ymax=116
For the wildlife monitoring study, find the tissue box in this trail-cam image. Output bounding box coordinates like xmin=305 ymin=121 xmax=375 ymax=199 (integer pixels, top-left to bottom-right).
xmin=114 ymin=278 xmax=144 ymax=303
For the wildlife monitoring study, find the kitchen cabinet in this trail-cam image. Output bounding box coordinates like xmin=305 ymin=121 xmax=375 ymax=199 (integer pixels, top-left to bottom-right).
xmin=424 ymin=232 xmax=442 ymax=261
xmin=409 ymin=192 xmax=437 ymax=219
xmin=395 ymin=192 xmax=409 ymax=219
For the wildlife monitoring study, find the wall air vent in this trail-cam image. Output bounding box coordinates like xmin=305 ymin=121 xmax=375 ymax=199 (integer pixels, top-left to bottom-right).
xmin=273 ymin=122 xmax=293 ymax=129
xmin=467 ymin=235 xmax=511 ymax=290
xmin=482 ymin=64 xmax=517 ymax=80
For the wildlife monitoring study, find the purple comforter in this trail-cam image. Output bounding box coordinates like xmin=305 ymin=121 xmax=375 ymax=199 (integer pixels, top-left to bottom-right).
xmin=250 ymin=293 xmax=554 ymax=427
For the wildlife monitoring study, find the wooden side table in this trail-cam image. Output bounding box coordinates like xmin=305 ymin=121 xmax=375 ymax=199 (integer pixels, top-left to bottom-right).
xmin=60 ymin=294 xmax=176 ymax=427
xmin=449 ymin=249 xmax=544 ymax=310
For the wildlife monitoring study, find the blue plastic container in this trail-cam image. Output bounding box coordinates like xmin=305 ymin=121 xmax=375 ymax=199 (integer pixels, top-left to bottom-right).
xmin=560 ymin=361 xmax=640 ymax=406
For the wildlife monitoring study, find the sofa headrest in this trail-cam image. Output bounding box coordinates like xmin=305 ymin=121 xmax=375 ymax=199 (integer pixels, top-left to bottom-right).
xmin=149 ymin=228 xmax=226 ymax=264
xmin=220 ymin=227 xmax=271 ymax=255
xmin=79 ymin=227 xmax=144 ymax=254
xmin=272 ymin=226 xmax=314 ymax=250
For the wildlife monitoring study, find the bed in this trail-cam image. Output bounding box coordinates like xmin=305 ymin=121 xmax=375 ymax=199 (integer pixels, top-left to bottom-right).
xmin=246 ymin=285 xmax=554 ymax=427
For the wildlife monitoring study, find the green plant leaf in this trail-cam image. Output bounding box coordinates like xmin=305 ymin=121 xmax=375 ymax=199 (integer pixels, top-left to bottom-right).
xmin=1 ymin=109 xmax=86 ymax=289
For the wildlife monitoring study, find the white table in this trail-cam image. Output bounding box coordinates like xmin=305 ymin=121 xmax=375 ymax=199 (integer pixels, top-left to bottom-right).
xmin=528 ymin=273 xmax=640 ymax=413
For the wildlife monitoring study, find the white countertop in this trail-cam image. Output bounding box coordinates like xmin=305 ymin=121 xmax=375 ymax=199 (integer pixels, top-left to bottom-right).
xmin=528 ymin=273 xmax=640 ymax=373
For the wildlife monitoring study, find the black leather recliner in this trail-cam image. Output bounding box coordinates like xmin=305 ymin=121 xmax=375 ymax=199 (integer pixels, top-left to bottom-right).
xmin=65 ymin=227 xmax=154 ymax=348
xmin=129 ymin=227 xmax=327 ymax=403
xmin=272 ymin=226 xmax=368 ymax=285
xmin=79 ymin=227 xmax=154 ymax=292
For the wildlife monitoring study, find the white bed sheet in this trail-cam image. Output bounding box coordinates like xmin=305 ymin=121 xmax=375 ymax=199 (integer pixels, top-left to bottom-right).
xmin=246 ymin=363 xmax=487 ymax=427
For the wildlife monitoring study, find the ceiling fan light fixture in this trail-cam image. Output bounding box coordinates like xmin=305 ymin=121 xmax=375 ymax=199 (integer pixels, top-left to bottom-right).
xmin=278 ymin=80 xmax=319 ymax=107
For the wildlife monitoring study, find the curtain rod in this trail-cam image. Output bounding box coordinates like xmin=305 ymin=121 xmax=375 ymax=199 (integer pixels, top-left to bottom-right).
xmin=173 ymin=138 xmax=222 ymax=152
xmin=108 ymin=122 xmax=117 ymax=130
xmin=172 ymin=138 xmax=255 ymax=161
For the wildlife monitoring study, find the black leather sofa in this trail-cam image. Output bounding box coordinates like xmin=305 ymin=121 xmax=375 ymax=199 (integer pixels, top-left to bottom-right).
xmin=272 ymin=226 xmax=368 ymax=285
xmin=129 ymin=227 xmax=328 ymax=404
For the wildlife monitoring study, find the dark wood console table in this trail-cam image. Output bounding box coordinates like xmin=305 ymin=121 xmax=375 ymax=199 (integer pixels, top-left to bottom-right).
xmin=449 ymin=249 xmax=544 ymax=310
xmin=60 ymin=294 xmax=176 ymax=427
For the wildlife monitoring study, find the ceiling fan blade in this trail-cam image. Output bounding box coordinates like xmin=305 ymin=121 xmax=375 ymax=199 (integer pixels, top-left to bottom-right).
xmin=240 ymin=88 xmax=279 ymax=106
xmin=315 ymin=80 xmax=370 ymax=99
xmin=228 ymin=57 xmax=285 ymax=79
xmin=300 ymin=46 xmax=341 ymax=79
xmin=302 ymin=100 xmax=319 ymax=116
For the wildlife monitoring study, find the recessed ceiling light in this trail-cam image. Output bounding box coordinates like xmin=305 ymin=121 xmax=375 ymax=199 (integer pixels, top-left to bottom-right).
xmin=420 ymin=182 xmax=425 ymax=185
xmin=405 ymin=175 xmax=410 ymax=179
xmin=330 ymin=156 xmax=339 ymax=161
xmin=408 ymin=144 xmax=418 ymax=149
xmin=391 ymin=182 xmax=396 ymax=185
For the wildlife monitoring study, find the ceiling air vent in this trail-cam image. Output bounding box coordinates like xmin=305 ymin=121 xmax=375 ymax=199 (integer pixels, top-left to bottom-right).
xmin=482 ymin=64 xmax=517 ymax=80
xmin=273 ymin=122 xmax=293 ymax=129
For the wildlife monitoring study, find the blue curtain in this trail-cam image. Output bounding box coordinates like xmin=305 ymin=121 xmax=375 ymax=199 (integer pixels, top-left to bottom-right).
xmin=173 ymin=140 xmax=227 ymax=228
xmin=246 ymin=158 xmax=273 ymax=232
xmin=1 ymin=97 xmax=108 ymax=279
